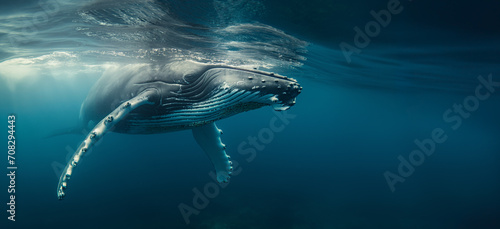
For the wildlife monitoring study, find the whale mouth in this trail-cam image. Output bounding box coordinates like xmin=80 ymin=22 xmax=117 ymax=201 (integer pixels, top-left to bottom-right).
xmin=268 ymin=80 xmax=301 ymax=111
xmin=272 ymin=103 xmax=291 ymax=111
xmin=270 ymin=95 xmax=297 ymax=111
xmin=272 ymin=98 xmax=296 ymax=111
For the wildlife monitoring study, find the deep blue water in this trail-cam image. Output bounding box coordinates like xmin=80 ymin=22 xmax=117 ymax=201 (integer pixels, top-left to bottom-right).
xmin=1 ymin=0 xmax=500 ymax=228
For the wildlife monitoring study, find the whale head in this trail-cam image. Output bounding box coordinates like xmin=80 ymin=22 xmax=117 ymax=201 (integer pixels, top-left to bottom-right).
xmin=192 ymin=66 xmax=302 ymax=112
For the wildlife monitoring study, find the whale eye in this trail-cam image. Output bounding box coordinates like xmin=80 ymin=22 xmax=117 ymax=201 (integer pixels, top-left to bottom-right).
xmin=183 ymin=74 xmax=198 ymax=83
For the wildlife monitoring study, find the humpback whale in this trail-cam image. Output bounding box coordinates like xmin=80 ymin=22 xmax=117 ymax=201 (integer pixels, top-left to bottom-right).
xmin=57 ymin=61 xmax=301 ymax=199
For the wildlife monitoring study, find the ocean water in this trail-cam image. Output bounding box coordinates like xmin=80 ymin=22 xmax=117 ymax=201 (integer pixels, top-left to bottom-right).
xmin=1 ymin=0 xmax=499 ymax=228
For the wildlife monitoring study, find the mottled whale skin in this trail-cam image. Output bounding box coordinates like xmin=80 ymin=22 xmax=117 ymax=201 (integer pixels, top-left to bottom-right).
xmin=57 ymin=60 xmax=301 ymax=199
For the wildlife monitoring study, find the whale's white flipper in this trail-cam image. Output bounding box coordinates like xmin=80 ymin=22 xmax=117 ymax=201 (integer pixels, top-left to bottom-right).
xmin=57 ymin=89 xmax=158 ymax=200
xmin=192 ymin=122 xmax=233 ymax=183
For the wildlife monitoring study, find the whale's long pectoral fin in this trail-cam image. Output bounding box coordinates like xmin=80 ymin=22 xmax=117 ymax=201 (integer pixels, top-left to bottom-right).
xmin=57 ymin=89 xmax=159 ymax=200
xmin=192 ymin=122 xmax=233 ymax=183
